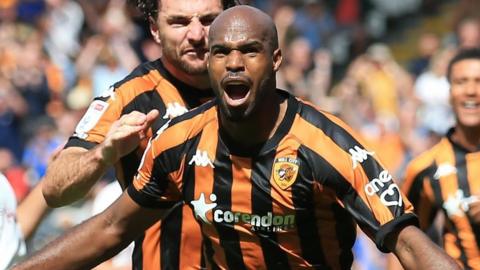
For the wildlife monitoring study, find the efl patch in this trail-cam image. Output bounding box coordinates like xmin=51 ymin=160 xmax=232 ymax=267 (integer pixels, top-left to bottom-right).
xmin=74 ymin=100 xmax=109 ymax=139
xmin=273 ymin=157 xmax=299 ymax=190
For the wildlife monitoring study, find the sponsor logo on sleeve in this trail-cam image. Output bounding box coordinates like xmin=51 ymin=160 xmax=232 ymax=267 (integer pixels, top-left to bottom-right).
xmin=73 ymin=100 xmax=109 ymax=139
xmin=364 ymin=170 xmax=403 ymax=207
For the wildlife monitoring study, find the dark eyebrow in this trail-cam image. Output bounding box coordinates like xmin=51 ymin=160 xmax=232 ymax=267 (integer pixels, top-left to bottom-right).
xmin=211 ymin=40 xmax=265 ymax=51
xmin=165 ymin=12 xmax=221 ymax=21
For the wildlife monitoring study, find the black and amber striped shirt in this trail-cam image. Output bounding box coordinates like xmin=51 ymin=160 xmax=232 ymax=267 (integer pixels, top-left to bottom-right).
xmin=129 ymin=90 xmax=417 ymax=269
xmin=402 ymin=129 xmax=480 ymax=269
xmin=66 ymin=59 xmax=214 ymax=270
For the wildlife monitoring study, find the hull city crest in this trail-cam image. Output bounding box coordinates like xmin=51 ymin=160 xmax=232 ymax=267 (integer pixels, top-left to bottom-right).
xmin=273 ymin=157 xmax=299 ymax=190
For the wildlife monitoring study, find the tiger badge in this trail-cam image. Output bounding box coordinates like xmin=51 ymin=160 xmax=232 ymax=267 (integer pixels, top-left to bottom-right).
xmin=273 ymin=157 xmax=299 ymax=190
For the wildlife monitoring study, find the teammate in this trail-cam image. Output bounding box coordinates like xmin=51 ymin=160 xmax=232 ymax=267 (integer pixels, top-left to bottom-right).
xmin=402 ymin=48 xmax=480 ymax=269
xmin=13 ymin=5 xmax=460 ymax=270
xmin=40 ymin=0 xmax=239 ymax=269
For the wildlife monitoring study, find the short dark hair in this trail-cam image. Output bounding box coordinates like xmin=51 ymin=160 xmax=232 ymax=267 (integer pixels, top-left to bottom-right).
xmin=130 ymin=0 xmax=241 ymax=21
xmin=447 ymin=48 xmax=480 ymax=82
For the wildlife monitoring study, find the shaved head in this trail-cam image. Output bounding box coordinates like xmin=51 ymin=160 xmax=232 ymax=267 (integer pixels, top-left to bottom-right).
xmin=209 ymin=5 xmax=279 ymax=54
xmin=207 ymin=5 xmax=283 ymax=122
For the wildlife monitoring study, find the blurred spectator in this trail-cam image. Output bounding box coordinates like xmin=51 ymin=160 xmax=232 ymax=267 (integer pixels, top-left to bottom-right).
xmin=456 ymin=17 xmax=480 ymax=49
xmin=11 ymin=32 xmax=51 ymax=119
xmin=277 ymin=37 xmax=313 ymax=99
xmin=408 ymin=32 xmax=441 ymax=78
xmin=413 ymin=48 xmax=455 ymax=136
xmin=0 ymin=77 xmax=27 ymax=160
xmin=21 ymin=116 xmax=63 ymax=185
xmin=0 ymin=148 xmax=29 ymax=202
xmin=0 ymin=172 xmax=26 ymax=269
xmin=42 ymin=0 xmax=84 ymax=89
xmin=1 ymin=174 xmax=49 ymax=269
xmin=291 ymin=0 xmax=336 ymax=50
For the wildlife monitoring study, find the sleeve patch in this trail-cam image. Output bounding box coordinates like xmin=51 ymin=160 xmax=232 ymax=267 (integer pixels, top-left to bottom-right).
xmin=73 ymin=100 xmax=109 ymax=139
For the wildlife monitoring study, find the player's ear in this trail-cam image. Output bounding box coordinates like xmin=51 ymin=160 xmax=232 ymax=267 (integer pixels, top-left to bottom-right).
xmin=273 ymin=48 xmax=282 ymax=72
xmin=149 ymin=17 xmax=161 ymax=44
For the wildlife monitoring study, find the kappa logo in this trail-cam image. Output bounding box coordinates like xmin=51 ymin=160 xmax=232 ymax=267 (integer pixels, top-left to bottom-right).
xmin=443 ymin=190 xmax=480 ymax=217
xmin=163 ymin=102 xmax=188 ymax=119
xmin=189 ymin=150 xmax=215 ymax=168
xmin=434 ymin=163 xmax=457 ymax=179
xmin=364 ymin=170 xmax=403 ymax=207
xmin=272 ymin=157 xmax=299 ymax=190
xmin=349 ymin=146 xmax=375 ymax=169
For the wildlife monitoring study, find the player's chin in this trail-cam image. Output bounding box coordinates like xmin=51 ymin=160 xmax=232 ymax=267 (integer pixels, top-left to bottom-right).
xmin=181 ymin=61 xmax=208 ymax=75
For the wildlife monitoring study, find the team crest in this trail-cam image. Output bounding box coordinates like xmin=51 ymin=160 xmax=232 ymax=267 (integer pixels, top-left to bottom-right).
xmin=273 ymin=157 xmax=299 ymax=190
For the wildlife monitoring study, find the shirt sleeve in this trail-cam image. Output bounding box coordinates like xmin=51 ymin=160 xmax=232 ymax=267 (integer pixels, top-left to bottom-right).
xmin=127 ymin=136 xmax=181 ymax=209
xmin=315 ymin=128 xmax=418 ymax=253
xmin=65 ymin=90 xmax=124 ymax=150
xmin=402 ymin=162 xmax=437 ymax=231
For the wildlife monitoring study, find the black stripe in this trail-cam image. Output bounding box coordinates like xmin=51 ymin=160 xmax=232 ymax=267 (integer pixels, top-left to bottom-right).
xmin=331 ymin=204 xmax=355 ymax=270
xmin=203 ymin=233 xmax=220 ymax=270
xmin=132 ymin=235 xmax=144 ymax=270
xmin=299 ymin=102 xmax=404 ymax=217
xmin=212 ymin=142 xmax=246 ymax=270
xmin=453 ymin=144 xmax=480 ymax=260
xmin=160 ymin=204 xmax=183 ymax=270
xmin=113 ymin=59 xmax=163 ymax=89
xmin=407 ymin=166 xmax=433 ymax=206
xmin=120 ymin=90 xmax=158 ymax=187
xmin=293 ymin=147 xmax=327 ymax=268
xmin=64 ymin=137 xmax=97 ymax=150
xmin=408 ymin=164 xmax=439 ymax=225
xmin=454 ymin=147 xmax=470 ymax=196
xmin=303 ymin=146 xmax=381 ymax=234
xmin=251 ymin=151 xmax=291 ymax=269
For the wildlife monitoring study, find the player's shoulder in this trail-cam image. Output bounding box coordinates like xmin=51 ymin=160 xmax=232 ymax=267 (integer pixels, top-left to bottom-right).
xmin=293 ymin=95 xmax=364 ymax=149
xmin=405 ymin=138 xmax=447 ymax=178
xmin=150 ymin=99 xmax=218 ymax=150
xmin=295 ymin=96 xmax=351 ymax=133
xmin=97 ymin=60 xmax=165 ymax=102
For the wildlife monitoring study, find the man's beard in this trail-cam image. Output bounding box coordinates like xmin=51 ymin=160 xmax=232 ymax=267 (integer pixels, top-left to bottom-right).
xmin=177 ymin=57 xmax=208 ymax=75
xmin=163 ymin=42 xmax=208 ymax=75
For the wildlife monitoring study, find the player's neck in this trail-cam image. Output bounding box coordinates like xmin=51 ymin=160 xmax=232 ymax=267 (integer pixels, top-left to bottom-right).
xmin=451 ymin=125 xmax=480 ymax=152
xmin=221 ymin=90 xmax=287 ymax=149
xmin=161 ymin=58 xmax=211 ymax=89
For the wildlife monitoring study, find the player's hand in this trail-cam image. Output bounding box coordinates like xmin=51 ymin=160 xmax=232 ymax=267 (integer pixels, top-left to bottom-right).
xmin=100 ymin=109 xmax=159 ymax=165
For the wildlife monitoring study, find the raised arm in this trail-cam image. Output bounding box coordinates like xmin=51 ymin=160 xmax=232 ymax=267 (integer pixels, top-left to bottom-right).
xmin=386 ymin=225 xmax=460 ymax=270
xmin=16 ymin=181 xmax=50 ymax=240
xmin=42 ymin=110 xmax=159 ymax=207
xmin=12 ymin=191 xmax=163 ymax=270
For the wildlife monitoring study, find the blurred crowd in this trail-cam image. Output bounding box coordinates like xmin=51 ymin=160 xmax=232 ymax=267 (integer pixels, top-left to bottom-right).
xmin=0 ymin=0 xmax=479 ymax=269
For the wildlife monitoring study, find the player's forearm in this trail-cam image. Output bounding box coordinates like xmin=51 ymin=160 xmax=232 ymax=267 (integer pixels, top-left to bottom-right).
xmin=390 ymin=225 xmax=460 ymax=270
xmin=17 ymin=181 xmax=50 ymax=240
xmin=12 ymin=212 xmax=131 ymax=270
xmin=42 ymin=146 xmax=111 ymax=207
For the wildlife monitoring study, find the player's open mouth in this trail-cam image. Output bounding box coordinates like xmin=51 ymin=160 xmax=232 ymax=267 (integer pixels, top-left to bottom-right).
xmin=221 ymin=77 xmax=251 ymax=106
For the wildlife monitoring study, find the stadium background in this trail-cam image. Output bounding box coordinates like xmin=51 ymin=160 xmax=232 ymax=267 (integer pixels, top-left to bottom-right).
xmin=0 ymin=0 xmax=478 ymax=269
